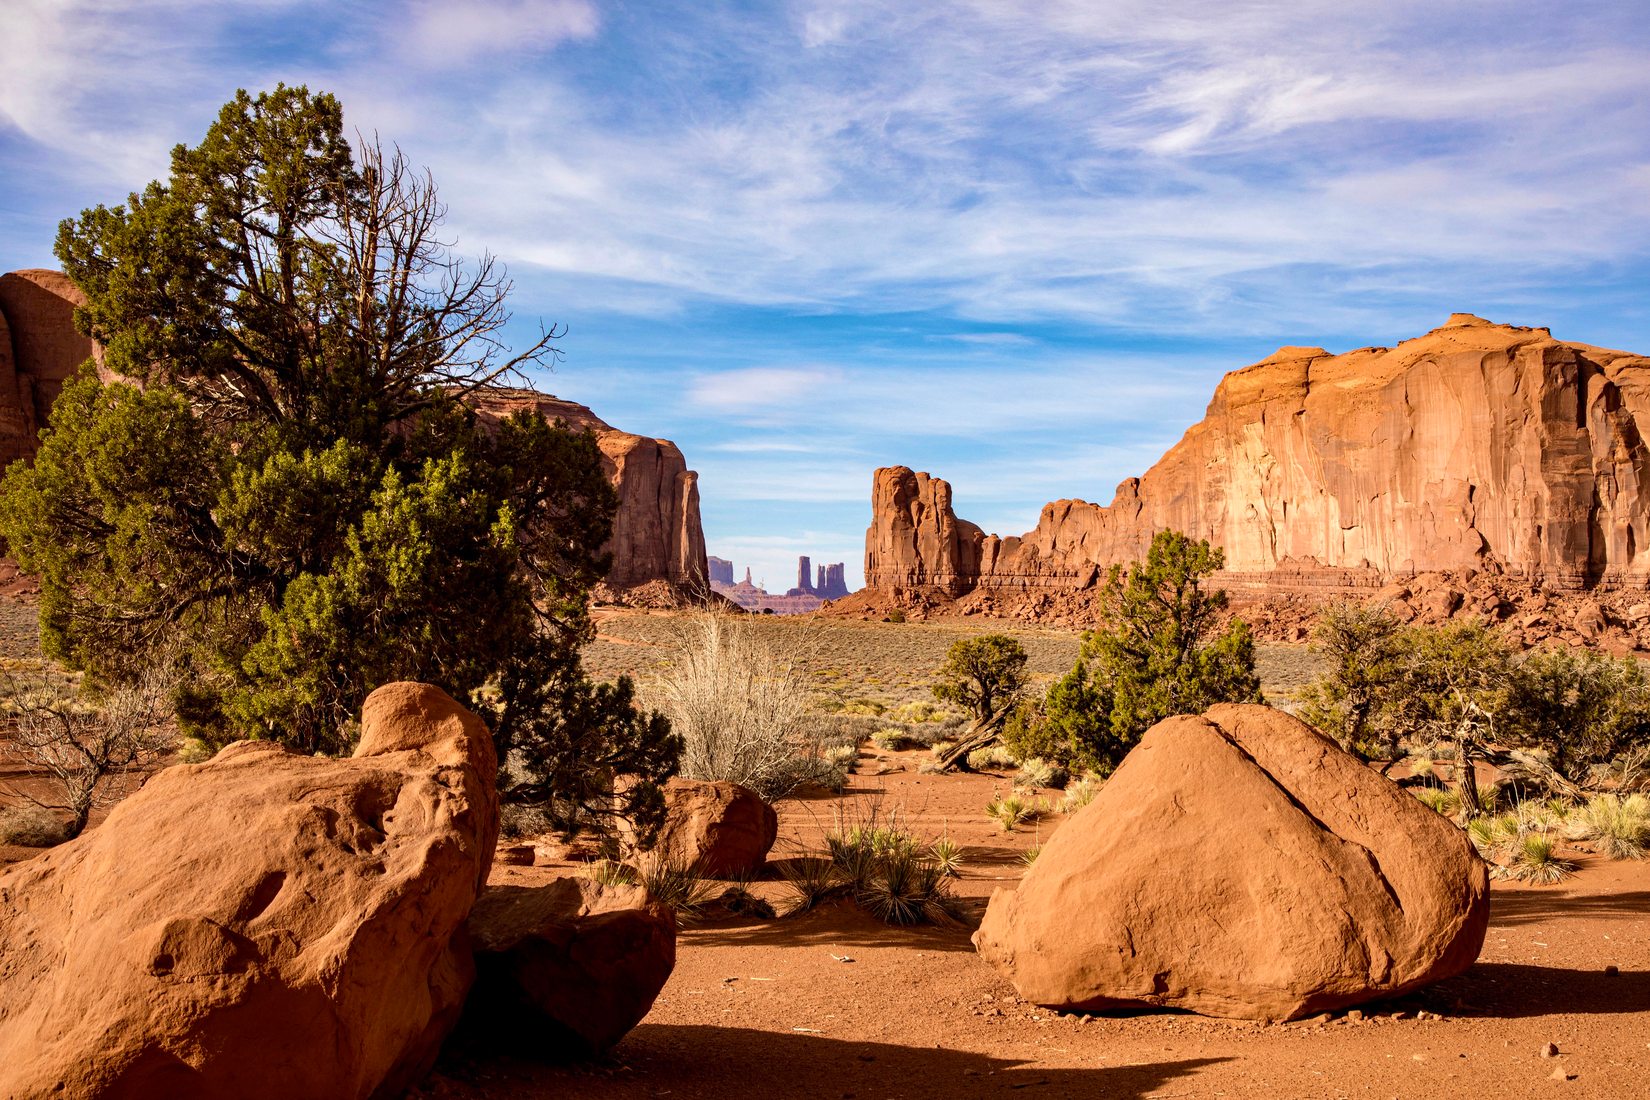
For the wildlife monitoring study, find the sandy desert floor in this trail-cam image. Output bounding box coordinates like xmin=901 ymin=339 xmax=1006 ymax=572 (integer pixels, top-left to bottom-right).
xmin=429 ymin=745 xmax=1650 ymax=1100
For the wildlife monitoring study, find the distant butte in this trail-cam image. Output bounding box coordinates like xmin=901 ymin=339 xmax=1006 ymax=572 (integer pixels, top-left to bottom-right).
xmin=843 ymin=317 xmax=1650 ymax=647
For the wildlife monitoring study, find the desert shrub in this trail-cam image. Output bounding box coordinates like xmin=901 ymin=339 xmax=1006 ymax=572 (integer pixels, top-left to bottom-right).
xmin=841 ymin=699 xmax=887 ymax=717
xmin=777 ymin=855 xmax=840 ymax=916
xmin=500 ymin=802 xmax=556 ymax=839
xmin=0 ymin=671 xmax=174 ymax=838
xmin=1297 ymin=603 xmax=1409 ymax=758
xmin=176 ymin=736 xmax=214 ymax=764
xmin=872 ymin=728 xmax=918 ymax=752
xmin=655 ymin=612 xmax=812 ymax=801
xmin=1040 ymin=532 xmax=1261 ymax=774
xmin=930 ymin=739 xmax=956 ymax=757
xmin=1503 ymin=647 xmax=1650 ymax=784
xmin=986 ymin=793 xmax=1036 ymax=832
xmin=892 ymin=700 xmax=945 ymax=724
xmin=1412 ymin=786 xmax=1460 ymax=817
xmin=1508 ymin=833 xmax=1575 ymax=884
xmin=1019 ymin=844 xmax=1043 ymax=867
xmin=859 ymin=846 xmax=957 ymax=926
xmin=582 ymin=858 xmax=638 ymax=887
xmin=639 ymin=855 xmax=716 ymax=922
xmin=932 ymin=635 xmax=1029 ymax=727
xmin=929 ymin=835 xmax=964 ymax=877
xmin=1013 ymin=757 xmax=1068 ymax=791
xmin=966 ymin=745 xmax=1015 ymax=772
xmin=0 ymin=804 xmax=71 ymax=848
xmin=884 ymin=608 xmax=907 ymax=623
xmin=1568 ymin=794 xmax=1649 ymax=860
xmin=1059 ymin=774 xmax=1104 ymax=813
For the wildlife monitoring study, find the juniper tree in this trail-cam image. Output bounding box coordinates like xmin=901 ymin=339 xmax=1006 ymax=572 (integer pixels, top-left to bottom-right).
xmin=0 ymin=86 xmax=679 ymax=831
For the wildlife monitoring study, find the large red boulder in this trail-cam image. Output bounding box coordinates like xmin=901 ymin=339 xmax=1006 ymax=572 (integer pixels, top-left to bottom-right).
xmin=464 ymin=876 xmax=675 ymax=1054
xmin=648 ymin=777 xmax=777 ymax=877
xmin=974 ymin=704 xmax=1489 ymax=1021
xmin=0 ymin=682 xmax=498 ymax=1099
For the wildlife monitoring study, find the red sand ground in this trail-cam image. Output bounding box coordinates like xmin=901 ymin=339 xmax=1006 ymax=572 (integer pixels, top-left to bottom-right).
xmin=429 ymin=747 xmax=1650 ymax=1100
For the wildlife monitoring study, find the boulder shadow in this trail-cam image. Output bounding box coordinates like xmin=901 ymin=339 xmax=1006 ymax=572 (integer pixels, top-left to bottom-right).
xmin=436 ymin=1024 xmax=1231 ymax=1099
xmin=683 ymin=896 xmax=980 ymax=954
xmin=1487 ymin=889 xmax=1650 ymax=928
xmin=1430 ymin=962 xmax=1649 ymax=1018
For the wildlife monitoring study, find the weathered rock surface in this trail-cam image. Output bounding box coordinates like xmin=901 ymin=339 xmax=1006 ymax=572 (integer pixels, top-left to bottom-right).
xmin=470 ymin=388 xmax=708 ymax=601
xmin=464 ymin=876 xmax=675 ymax=1053
xmin=973 ymin=704 xmax=1489 ymax=1021
xmin=0 ymin=682 xmax=499 ymax=1099
xmin=861 ymin=317 xmax=1650 ymax=617
xmin=0 ymin=268 xmax=101 ymax=465
xmin=644 ymin=778 xmax=778 ymax=877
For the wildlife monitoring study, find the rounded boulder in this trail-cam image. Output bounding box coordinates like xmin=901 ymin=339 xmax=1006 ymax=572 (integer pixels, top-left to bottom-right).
xmin=973 ymin=704 xmax=1489 ymax=1021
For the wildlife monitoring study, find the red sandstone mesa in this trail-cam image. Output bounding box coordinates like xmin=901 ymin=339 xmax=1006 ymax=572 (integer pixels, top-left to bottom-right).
xmin=973 ymin=704 xmax=1490 ymax=1021
xmin=470 ymin=388 xmax=709 ymax=601
xmin=0 ymin=683 xmax=498 ymax=1100
xmin=863 ymin=317 xmax=1650 ymax=607
xmin=0 ymin=270 xmax=709 ymax=600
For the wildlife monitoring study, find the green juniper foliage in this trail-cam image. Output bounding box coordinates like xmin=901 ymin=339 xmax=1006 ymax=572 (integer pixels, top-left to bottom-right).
xmin=931 ymin=633 xmax=1028 ymax=727
xmin=0 ymin=85 xmax=679 ymax=832
xmin=1016 ymin=530 xmax=1262 ymax=771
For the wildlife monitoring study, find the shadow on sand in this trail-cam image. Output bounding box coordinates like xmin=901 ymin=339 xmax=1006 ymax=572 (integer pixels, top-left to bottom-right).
xmin=438 ymin=1025 xmax=1231 ymax=1099
xmin=1432 ymin=961 xmax=1649 ymax=1019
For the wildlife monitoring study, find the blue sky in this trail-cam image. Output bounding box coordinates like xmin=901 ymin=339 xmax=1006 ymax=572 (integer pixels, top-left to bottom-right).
xmin=3 ymin=1 xmax=1648 ymax=591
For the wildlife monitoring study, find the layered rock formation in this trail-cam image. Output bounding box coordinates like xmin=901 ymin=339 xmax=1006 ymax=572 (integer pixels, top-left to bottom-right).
xmin=468 ymin=388 xmax=708 ymax=602
xmin=861 ymin=317 xmax=1650 ymax=618
xmin=0 ymin=269 xmax=101 ymax=465
xmin=0 ymin=682 xmax=498 ymax=1099
xmin=974 ymin=704 xmax=1489 ymax=1021
xmin=707 ymin=555 xmax=735 ymax=587
xmin=784 ymin=556 xmax=852 ymax=600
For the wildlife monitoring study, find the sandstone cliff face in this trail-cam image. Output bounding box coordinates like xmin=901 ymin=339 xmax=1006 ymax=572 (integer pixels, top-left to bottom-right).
xmin=471 ymin=389 xmax=708 ymax=599
xmin=0 ymin=269 xmax=100 ymax=465
xmin=865 ymin=317 xmax=1650 ymax=601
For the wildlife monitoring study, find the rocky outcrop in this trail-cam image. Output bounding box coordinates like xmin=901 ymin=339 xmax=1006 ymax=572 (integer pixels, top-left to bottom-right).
xmin=0 ymin=682 xmax=499 ymax=1099
xmin=707 ymin=555 xmax=735 ymax=587
xmin=464 ymin=877 xmax=675 ymax=1054
xmin=0 ymin=269 xmax=101 ymax=465
xmin=973 ymin=704 xmax=1489 ymax=1021
xmin=641 ymin=778 xmax=778 ymax=877
xmin=782 ymin=556 xmax=852 ymax=601
xmin=863 ymin=317 xmax=1650 ymax=611
xmin=470 ymin=388 xmax=708 ymax=601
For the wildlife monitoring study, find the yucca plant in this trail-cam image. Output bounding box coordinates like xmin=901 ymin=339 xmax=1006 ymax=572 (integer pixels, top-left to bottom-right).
xmin=857 ymin=846 xmax=957 ymax=926
xmin=1019 ymin=844 xmax=1042 ymax=867
xmin=639 ymin=855 xmax=716 ymax=922
xmin=1572 ymin=794 xmax=1649 ymax=860
xmin=986 ymin=793 xmax=1035 ymax=832
xmin=1059 ymin=775 xmax=1103 ymax=814
xmin=582 ymin=858 xmax=638 ymax=887
xmin=1411 ymin=786 xmax=1460 ymax=817
xmin=929 ymin=835 xmax=964 ymax=878
xmin=1508 ymin=833 xmax=1576 ymax=884
xmin=777 ymin=855 xmax=841 ymax=916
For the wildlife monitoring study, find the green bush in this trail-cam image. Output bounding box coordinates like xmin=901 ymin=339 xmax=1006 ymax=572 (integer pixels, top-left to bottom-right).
xmin=1013 ymin=757 xmax=1068 ymax=790
xmin=986 ymin=793 xmax=1036 ymax=832
xmin=932 ymin=634 xmax=1028 ymax=727
xmin=1019 ymin=532 xmax=1261 ymax=774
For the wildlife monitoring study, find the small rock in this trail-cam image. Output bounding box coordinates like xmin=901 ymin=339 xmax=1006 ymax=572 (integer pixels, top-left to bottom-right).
xmin=1346 ymin=1009 xmax=1364 ymax=1022
xmin=1604 ymin=965 xmax=1619 ymax=977
xmin=1540 ymin=1043 xmax=1559 ymax=1058
xmin=1549 ymin=1065 xmax=1573 ymax=1082
xmin=495 ymin=843 xmax=536 ymax=866
xmin=1390 ymin=1011 xmax=1409 ymax=1020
